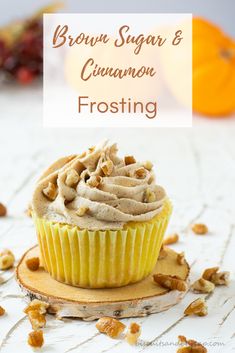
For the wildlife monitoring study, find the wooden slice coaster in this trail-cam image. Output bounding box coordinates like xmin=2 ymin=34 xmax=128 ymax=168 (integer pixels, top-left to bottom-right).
xmin=16 ymin=246 xmax=190 ymax=321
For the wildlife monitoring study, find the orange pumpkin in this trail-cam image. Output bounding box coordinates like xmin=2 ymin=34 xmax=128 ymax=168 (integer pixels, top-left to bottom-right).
xmin=193 ymin=17 xmax=235 ymax=117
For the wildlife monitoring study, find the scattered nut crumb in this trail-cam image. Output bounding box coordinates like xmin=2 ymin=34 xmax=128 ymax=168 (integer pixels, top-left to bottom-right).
xmin=202 ymin=267 xmax=230 ymax=286
xmin=143 ymin=160 xmax=153 ymax=171
xmin=184 ymin=298 xmax=208 ymax=317
xmin=153 ymin=274 xmax=187 ymax=292
xmin=0 ymin=249 xmax=15 ymax=270
xmin=158 ymin=245 xmax=168 ymax=260
xmin=24 ymin=299 xmax=49 ymax=315
xmin=191 ymin=278 xmax=215 ymax=293
xmin=0 ymin=305 xmax=5 ymax=316
xmin=88 ymin=146 xmax=95 ymax=153
xmin=96 ymin=317 xmax=126 ymax=338
xmin=163 ymin=233 xmax=179 ymax=245
xmin=177 ymin=252 xmax=185 ymax=265
xmin=25 ymin=204 xmax=32 ymax=217
xmin=76 ymin=207 xmax=89 ymax=217
xmin=26 ymin=257 xmax=40 ymax=271
xmin=124 ymin=156 xmax=136 ymax=165
xmin=177 ymin=335 xmax=207 ymax=353
xmin=143 ymin=188 xmax=156 ymax=203
xmin=42 ymin=182 xmax=58 ymax=201
xmin=191 ymin=223 xmax=208 ymax=235
xmin=0 ymin=203 xmax=7 ymax=217
xmin=135 ymin=167 xmax=147 ymax=179
xmin=65 ymin=169 xmax=80 ymax=187
xmin=101 ymin=160 xmax=113 ymax=176
xmin=28 ymin=310 xmax=46 ymax=330
xmin=125 ymin=322 xmax=141 ymax=345
xmin=28 ymin=330 xmax=44 ymax=348
xmin=87 ymin=175 xmax=102 ymax=188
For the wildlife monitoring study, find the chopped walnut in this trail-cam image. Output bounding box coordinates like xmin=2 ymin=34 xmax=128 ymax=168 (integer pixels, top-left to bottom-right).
xmin=24 ymin=299 xmax=49 ymax=315
xmin=202 ymin=267 xmax=230 ymax=286
xmin=191 ymin=223 xmax=208 ymax=235
xmin=101 ymin=160 xmax=113 ymax=176
xmin=26 ymin=257 xmax=40 ymax=271
xmin=0 ymin=249 xmax=15 ymax=270
xmin=144 ymin=188 xmax=156 ymax=203
xmin=28 ymin=330 xmax=44 ymax=348
xmin=191 ymin=278 xmax=215 ymax=293
xmin=177 ymin=336 xmax=207 ymax=353
xmin=0 ymin=305 xmax=5 ymax=316
xmin=184 ymin=298 xmax=208 ymax=317
xmin=25 ymin=204 xmax=32 ymax=217
xmin=42 ymin=182 xmax=57 ymax=201
xmin=124 ymin=156 xmax=136 ymax=165
xmin=96 ymin=317 xmax=126 ymax=338
xmin=135 ymin=167 xmax=147 ymax=179
xmin=177 ymin=252 xmax=185 ymax=265
xmin=65 ymin=169 xmax=80 ymax=187
xmin=125 ymin=322 xmax=141 ymax=345
xmin=87 ymin=175 xmax=102 ymax=188
xmin=158 ymin=245 xmax=168 ymax=260
xmin=153 ymin=274 xmax=187 ymax=292
xmin=76 ymin=207 xmax=89 ymax=217
xmin=143 ymin=160 xmax=153 ymax=171
xmin=163 ymin=233 xmax=179 ymax=245
xmin=0 ymin=203 xmax=7 ymax=217
xmin=28 ymin=310 xmax=46 ymax=330
xmin=88 ymin=146 xmax=95 ymax=153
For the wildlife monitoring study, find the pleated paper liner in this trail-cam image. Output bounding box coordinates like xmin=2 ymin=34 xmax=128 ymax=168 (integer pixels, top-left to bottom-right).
xmin=33 ymin=199 xmax=172 ymax=288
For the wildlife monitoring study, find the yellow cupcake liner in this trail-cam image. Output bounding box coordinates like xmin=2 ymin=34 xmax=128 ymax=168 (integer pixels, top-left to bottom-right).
xmin=33 ymin=200 xmax=172 ymax=288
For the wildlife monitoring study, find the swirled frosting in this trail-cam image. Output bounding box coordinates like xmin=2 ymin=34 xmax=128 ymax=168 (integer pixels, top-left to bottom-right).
xmin=32 ymin=141 xmax=167 ymax=230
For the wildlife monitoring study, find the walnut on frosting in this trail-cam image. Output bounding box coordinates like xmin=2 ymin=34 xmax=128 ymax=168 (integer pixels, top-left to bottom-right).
xmin=101 ymin=160 xmax=113 ymax=176
xmin=135 ymin=167 xmax=147 ymax=179
xmin=144 ymin=188 xmax=156 ymax=203
xmin=124 ymin=156 xmax=136 ymax=165
xmin=65 ymin=169 xmax=80 ymax=187
xmin=42 ymin=182 xmax=57 ymax=201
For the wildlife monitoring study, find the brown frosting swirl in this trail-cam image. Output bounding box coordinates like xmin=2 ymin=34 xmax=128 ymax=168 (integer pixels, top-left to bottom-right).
xmin=32 ymin=141 xmax=167 ymax=230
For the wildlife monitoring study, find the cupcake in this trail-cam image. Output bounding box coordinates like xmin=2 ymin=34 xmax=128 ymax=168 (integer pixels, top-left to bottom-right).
xmin=32 ymin=141 xmax=172 ymax=288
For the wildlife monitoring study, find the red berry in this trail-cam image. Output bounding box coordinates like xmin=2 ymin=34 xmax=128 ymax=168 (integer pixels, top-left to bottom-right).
xmin=16 ymin=67 xmax=34 ymax=84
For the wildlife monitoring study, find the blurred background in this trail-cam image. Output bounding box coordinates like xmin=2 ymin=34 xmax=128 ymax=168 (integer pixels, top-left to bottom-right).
xmin=1 ymin=0 xmax=235 ymax=36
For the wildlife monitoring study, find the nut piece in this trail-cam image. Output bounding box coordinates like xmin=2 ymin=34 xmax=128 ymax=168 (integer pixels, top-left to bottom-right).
xmin=76 ymin=207 xmax=89 ymax=217
xmin=144 ymin=188 xmax=156 ymax=203
xmin=158 ymin=245 xmax=168 ymax=260
xmin=143 ymin=160 xmax=153 ymax=171
xmin=65 ymin=169 xmax=80 ymax=187
xmin=28 ymin=310 xmax=46 ymax=330
xmin=177 ymin=252 xmax=185 ymax=265
xmin=24 ymin=299 xmax=49 ymax=315
xmin=177 ymin=336 xmax=207 ymax=353
xmin=153 ymin=274 xmax=187 ymax=292
xmin=125 ymin=322 xmax=141 ymax=345
xmin=87 ymin=175 xmax=102 ymax=188
xmin=101 ymin=160 xmax=113 ymax=176
xmin=191 ymin=223 xmax=208 ymax=235
xmin=42 ymin=182 xmax=57 ymax=201
xmin=191 ymin=278 xmax=215 ymax=293
xmin=96 ymin=317 xmax=126 ymax=338
xmin=135 ymin=167 xmax=147 ymax=179
xmin=26 ymin=257 xmax=40 ymax=271
xmin=28 ymin=330 xmax=44 ymax=348
xmin=0 ymin=305 xmax=5 ymax=316
xmin=124 ymin=156 xmax=136 ymax=165
xmin=0 ymin=249 xmax=15 ymax=270
xmin=0 ymin=203 xmax=7 ymax=217
xmin=202 ymin=267 xmax=230 ymax=286
xmin=184 ymin=298 xmax=208 ymax=317
xmin=163 ymin=233 xmax=179 ymax=245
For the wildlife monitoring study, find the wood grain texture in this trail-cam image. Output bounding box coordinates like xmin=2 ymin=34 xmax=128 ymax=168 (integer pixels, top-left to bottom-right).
xmin=0 ymin=86 xmax=235 ymax=352
xmin=16 ymin=246 xmax=189 ymax=320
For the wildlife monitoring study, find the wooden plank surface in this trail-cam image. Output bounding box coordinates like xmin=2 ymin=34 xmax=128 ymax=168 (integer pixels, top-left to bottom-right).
xmin=0 ymin=86 xmax=235 ymax=352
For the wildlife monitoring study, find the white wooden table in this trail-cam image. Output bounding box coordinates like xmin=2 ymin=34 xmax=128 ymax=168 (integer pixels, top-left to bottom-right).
xmin=0 ymin=85 xmax=235 ymax=353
